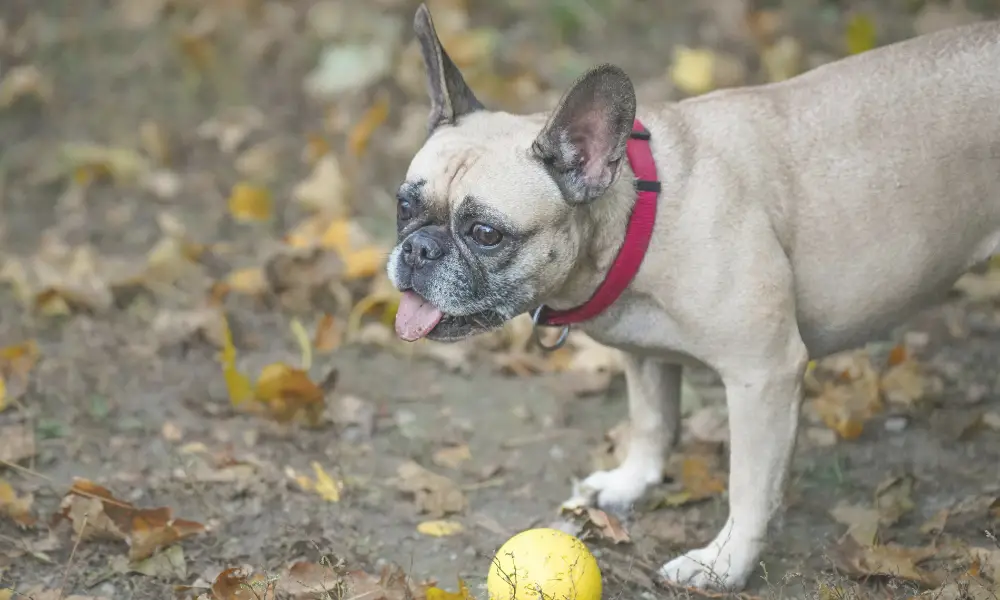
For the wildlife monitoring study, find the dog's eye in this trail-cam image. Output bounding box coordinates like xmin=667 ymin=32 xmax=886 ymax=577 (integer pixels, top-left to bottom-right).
xmin=397 ymin=196 xmax=414 ymax=222
xmin=469 ymin=223 xmax=503 ymax=247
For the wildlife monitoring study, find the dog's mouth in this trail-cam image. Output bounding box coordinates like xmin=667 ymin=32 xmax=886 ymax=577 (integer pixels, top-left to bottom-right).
xmin=394 ymin=291 xmax=504 ymax=342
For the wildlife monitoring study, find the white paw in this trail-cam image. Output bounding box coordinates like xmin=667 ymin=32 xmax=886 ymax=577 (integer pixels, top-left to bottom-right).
xmin=561 ymin=466 xmax=659 ymax=513
xmin=659 ymin=534 xmax=756 ymax=591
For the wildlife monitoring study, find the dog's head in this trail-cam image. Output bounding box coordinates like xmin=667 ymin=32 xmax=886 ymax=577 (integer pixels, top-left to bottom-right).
xmin=388 ymin=4 xmax=637 ymax=342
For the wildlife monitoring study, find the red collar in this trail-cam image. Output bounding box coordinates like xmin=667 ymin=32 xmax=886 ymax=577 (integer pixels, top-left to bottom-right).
xmin=533 ymin=119 xmax=660 ymax=330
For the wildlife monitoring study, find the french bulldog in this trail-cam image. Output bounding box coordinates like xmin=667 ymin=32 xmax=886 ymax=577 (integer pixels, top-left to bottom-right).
xmin=386 ymin=3 xmax=1000 ymax=591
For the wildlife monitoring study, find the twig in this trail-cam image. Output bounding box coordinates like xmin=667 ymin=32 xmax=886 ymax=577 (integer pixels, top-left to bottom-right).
xmin=58 ymin=513 xmax=89 ymax=599
xmin=0 ymin=459 xmax=53 ymax=482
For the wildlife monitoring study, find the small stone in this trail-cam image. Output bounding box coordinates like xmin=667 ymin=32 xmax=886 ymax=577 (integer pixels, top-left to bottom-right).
xmin=884 ymin=416 xmax=909 ymax=433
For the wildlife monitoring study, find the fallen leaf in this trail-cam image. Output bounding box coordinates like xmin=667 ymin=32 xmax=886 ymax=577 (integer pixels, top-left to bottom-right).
xmin=224 ymin=267 xmax=269 ymax=296
xmin=811 ymin=351 xmax=881 ymax=440
xmin=0 ymin=424 xmax=36 ymax=464
xmin=874 ymin=473 xmax=916 ymax=526
xmin=830 ymin=501 xmax=881 ymax=546
xmin=218 ymin=315 xmax=253 ymax=406
xmin=919 ymin=508 xmax=949 ymax=536
xmin=0 ymin=65 xmax=53 ymax=108
xmin=565 ymin=506 xmax=631 ymax=544
xmin=253 ymin=363 xmax=326 ymax=426
xmin=290 ymin=318 xmax=313 ymax=371
xmin=349 ymin=92 xmax=390 ymax=157
xmin=426 ymin=579 xmax=473 ymax=600
xmin=845 ymin=13 xmax=877 ymax=55
xmin=313 ymin=314 xmax=342 ymax=353
xmin=282 ymin=561 xmax=345 ymax=599
xmin=0 ymin=477 xmax=36 ymax=526
xmin=210 ymin=566 xmax=277 ymax=600
xmin=138 ymin=120 xmax=172 ymax=165
xmin=432 ymin=444 xmax=471 ymax=470
xmin=293 ymin=155 xmax=349 ymax=217
xmin=236 ymin=140 xmax=280 ymax=183
xmin=263 ymin=246 xmax=345 ymax=312
xmin=1 ymin=244 xmax=118 ymax=314
xmin=831 ymin=537 xmax=939 ymax=586
xmin=880 ymin=359 xmax=930 ymax=407
xmin=175 ymin=31 xmax=215 ymax=73
xmin=670 ymin=46 xmax=717 ymax=96
xmin=60 ymin=142 xmax=151 ymax=186
xmin=661 ymin=452 xmax=726 ymax=507
xmin=127 ymin=544 xmax=187 ymax=579
xmin=54 ymin=478 xmax=205 ymax=561
xmin=302 ymin=132 xmax=331 ymax=165
xmin=228 ymin=183 xmax=273 ymax=222
xmin=417 ymin=519 xmax=464 ymax=537
xmin=395 ymin=461 xmax=467 ymax=518
xmin=311 ymin=461 xmax=341 ymax=502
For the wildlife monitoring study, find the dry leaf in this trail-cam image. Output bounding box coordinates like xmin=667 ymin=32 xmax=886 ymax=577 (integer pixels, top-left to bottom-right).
xmin=426 ymin=579 xmax=474 ymax=600
xmin=126 ymin=544 xmax=187 ymax=579
xmin=874 ymin=473 xmax=916 ymax=526
xmin=661 ymin=452 xmax=726 ymax=507
xmin=236 ymin=141 xmax=280 ymax=183
xmin=0 ymin=65 xmax=53 ymax=108
xmin=417 ymin=519 xmax=464 ymax=537
xmin=60 ymin=143 xmax=151 ymax=186
xmin=349 ymin=92 xmax=390 ymax=157
xmin=293 ymin=155 xmax=349 ymax=217
xmin=880 ymin=359 xmax=929 ymax=407
xmin=139 ymin=120 xmax=171 ymax=165
xmin=313 ymin=314 xmax=342 ymax=353
xmin=263 ymin=246 xmax=345 ymax=312
xmin=919 ymin=508 xmax=949 ymax=536
xmin=0 ymin=477 xmax=36 ymax=526
xmin=830 ymin=501 xmax=880 ymax=546
xmin=845 ymin=13 xmax=877 ymax=55
xmin=0 ymin=424 xmax=36 ymax=464
xmin=432 ymin=444 xmax=471 ymax=470
xmin=54 ymin=478 xmax=205 ymax=561
xmin=0 ymin=339 xmax=38 ymax=411
xmin=253 ymin=363 xmax=326 ymax=426
xmin=811 ymin=351 xmax=881 ymax=440
xmin=211 ymin=567 xmax=277 ymax=600
xmin=290 ymin=318 xmax=313 ymax=371
xmin=565 ymin=506 xmax=631 ymax=544
xmin=831 ymin=537 xmax=939 ymax=587
xmin=228 ymin=183 xmax=273 ymax=222
xmin=395 ymin=461 xmax=467 ymax=518
xmin=311 ymin=461 xmax=341 ymax=502
xmin=670 ymin=46 xmax=717 ymax=96
xmin=218 ymin=315 xmax=253 ymax=406
xmin=224 ymin=267 xmax=269 ymax=296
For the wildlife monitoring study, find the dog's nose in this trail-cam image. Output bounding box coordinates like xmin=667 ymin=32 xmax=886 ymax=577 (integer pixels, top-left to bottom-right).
xmin=402 ymin=230 xmax=445 ymax=268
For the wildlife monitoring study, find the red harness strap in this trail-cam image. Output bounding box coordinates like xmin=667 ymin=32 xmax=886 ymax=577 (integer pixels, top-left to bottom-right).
xmin=533 ymin=118 xmax=661 ymax=329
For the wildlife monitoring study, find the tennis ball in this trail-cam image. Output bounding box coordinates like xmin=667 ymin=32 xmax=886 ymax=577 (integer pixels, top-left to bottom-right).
xmin=487 ymin=528 xmax=602 ymax=600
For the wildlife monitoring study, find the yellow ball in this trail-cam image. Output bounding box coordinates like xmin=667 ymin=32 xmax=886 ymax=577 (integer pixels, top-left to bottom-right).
xmin=487 ymin=528 xmax=602 ymax=600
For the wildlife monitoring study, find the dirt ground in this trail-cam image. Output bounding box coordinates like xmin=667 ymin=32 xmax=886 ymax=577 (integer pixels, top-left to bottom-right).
xmin=2 ymin=0 xmax=1000 ymax=599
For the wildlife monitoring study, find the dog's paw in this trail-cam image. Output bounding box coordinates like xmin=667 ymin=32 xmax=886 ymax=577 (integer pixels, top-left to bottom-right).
xmin=562 ymin=466 xmax=659 ymax=514
xmin=658 ymin=540 xmax=755 ymax=591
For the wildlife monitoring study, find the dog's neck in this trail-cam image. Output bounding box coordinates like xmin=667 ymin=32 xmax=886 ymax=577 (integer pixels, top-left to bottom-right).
xmin=546 ymin=164 xmax=638 ymax=311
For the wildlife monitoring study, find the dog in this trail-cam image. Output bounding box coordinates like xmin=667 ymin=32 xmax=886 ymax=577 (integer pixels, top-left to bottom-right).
xmin=386 ymin=4 xmax=1000 ymax=591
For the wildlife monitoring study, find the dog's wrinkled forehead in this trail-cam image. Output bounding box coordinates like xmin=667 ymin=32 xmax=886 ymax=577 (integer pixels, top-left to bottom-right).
xmin=404 ymin=111 xmax=568 ymax=228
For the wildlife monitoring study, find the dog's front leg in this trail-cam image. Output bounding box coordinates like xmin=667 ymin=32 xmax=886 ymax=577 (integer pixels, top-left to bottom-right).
xmin=660 ymin=344 xmax=807 ymax=591
xmin=568 ymin=355 xmax=682 ymax=513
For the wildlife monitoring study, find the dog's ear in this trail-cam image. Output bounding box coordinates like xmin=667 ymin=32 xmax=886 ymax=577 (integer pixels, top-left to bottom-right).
xmin=532 ymin=64 xmax=636 ymax=205
xmin=414 ymin=3 xmax=484 ymax=132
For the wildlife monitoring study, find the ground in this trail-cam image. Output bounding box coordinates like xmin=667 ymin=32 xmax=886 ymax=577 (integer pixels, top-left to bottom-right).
xmin=2 ymin=0 xmax=1000 ymax=599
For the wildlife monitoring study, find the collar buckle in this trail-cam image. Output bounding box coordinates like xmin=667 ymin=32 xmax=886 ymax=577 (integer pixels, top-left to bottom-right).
xmin=531 ymin=305 xmax=571 ymax=351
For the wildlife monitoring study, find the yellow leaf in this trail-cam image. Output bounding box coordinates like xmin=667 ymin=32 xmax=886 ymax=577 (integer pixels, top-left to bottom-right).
xmin=343 ymin=247 xmax=386 ymax=280
xmin=319 ymin=219 xmax=352 ymax=255
xmin=302 ymin=132 xmax=330 ymax=165
xmin=224 ymin=267 xmax=268 ymax=295
xmin=417 ymin=520 xmax=465 ymax=537
xmin=311 ymin=461 xmax=341 ymax=502
xmin=348 ymin=92 xmax=390 ymax=157
xmin=0 ymin=589 xmax=12 ymax=600
xmin=0 ymin=377 xmax=5 ymax=412
xmin=347 ymin=291 xmax=401 ymax=338
xmin=0 ymin=477 xmax=35 ymax=527
xmin=845 ymin=14 xmax=876 ymax=55
xmin=176 ymin=32 xmax=215 ymax=72
xmin=228 ymin=183 xmax=273 ymax=222
xmin=670 ymin=46 xmax=716 ymax=96
xmin=254 ymin=363 xmax=325 ymax=425
xmin=426 ymin=579 xmax=473 ymax=600
xmin=313 ymin=314 xmax=342 ymax=353
xmin=290 ymin=318 xmax=312 ymax=371
xmin=219 ymin=315 xmax=253 ymax=406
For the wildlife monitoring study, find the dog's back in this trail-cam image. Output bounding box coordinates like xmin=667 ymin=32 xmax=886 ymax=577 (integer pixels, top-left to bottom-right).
xmin=678 ymin=21 xmax=1000 ymax=357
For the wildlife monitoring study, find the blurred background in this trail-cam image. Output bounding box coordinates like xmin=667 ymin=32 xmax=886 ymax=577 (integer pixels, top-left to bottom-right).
xmin=2 ymin=0 xmax=1000 ymax=599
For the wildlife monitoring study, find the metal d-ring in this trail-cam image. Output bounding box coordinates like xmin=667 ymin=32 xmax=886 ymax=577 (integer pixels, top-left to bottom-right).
xmin=531 ymin=306 xmax=571 ymax=352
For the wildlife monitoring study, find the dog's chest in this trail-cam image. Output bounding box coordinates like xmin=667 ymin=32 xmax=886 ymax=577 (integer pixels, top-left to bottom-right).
xmin=581 ymin=300 xmax=705 ymax=367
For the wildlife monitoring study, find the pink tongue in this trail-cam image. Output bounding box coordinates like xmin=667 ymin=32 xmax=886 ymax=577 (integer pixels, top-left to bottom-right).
xmin=395 ymin=291 xmax=445 ymax=341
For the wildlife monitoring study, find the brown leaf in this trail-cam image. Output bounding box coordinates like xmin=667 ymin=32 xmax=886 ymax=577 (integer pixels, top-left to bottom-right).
xmin=919 ymin=508 xmax=949 ymax=536
xmin=811 ymin=351 xmax=881 ymax=440
xmin=432 ymin=444 xmax=471 ymax=470
xmin=282 ymin=561 xmax=345 ymax=599
xmin=0 ymin=424 xmax=36 ymax=464
xmin=54 ymin=478 xmax=205 ymax=561
xmin=210 ymin=567 xmax=276 ymax=600
xmin=575 ymin=507 xmax=631 ymax=544
xmin=661 ymin=451 xmax=727 ymax=507
xmin=831 ymin=537 xmax=940 ymax=587
xmin=313 ymin=314 xmax=342 ymax=353
xmin=0 ymin=477 xmax=36 ymax=526
xmin=830 ymin=501 xmax=880 ymax=546
xmin=880 ymin=359 xmax=929 ymax=407
xmin=874 ymin=473 xmax=916 ymax=526
xmin=395 ymin=461 xmax=467 ymax=518
xmin=253 ymin=363 xmax=326 ymax=427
